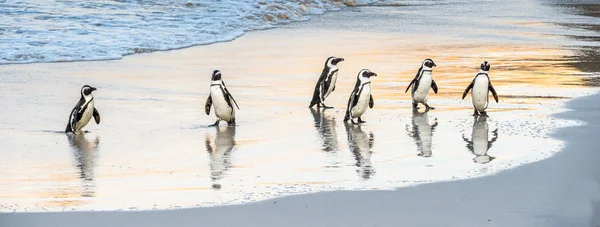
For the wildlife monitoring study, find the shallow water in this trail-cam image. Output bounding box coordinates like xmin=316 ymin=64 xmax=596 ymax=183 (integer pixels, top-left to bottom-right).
xmin=0 ymin=0 xmax=599 ymax=212
xmin=0 ymin=0 xmax=376 ymax=64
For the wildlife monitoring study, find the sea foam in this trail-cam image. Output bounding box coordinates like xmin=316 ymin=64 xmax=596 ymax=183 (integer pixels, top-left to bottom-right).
xmin=0 ymin=0 xmax=377 ymax=64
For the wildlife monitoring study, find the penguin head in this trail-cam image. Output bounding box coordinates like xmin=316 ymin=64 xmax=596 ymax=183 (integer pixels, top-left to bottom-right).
xmin=326 ymin=56 xmax=345 ymax=68
xmin=211 ymin=70 xmax=222 ymax=81
xmin=81 ymin=85 xmax=97 ymax=97
xmin=480 ymin=61 xmax=491 ymax=72
xmin=358 ymin=69 xmax=377 ymax=80
xmin=422 ymin=59 xmax=436 ymax=69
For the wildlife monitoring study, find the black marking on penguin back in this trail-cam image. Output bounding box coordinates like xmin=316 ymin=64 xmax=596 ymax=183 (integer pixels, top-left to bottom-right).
xmin=310 ymin=65 xmax=330 ymax=108
xmin=345 ymin=79 xmax=362 ymax=121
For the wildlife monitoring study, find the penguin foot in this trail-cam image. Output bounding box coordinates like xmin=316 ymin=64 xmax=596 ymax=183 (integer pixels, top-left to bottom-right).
xmin=412 ymin=102 xmax=419 ymax=109
xmin=358 ymin=118 xmax=366 ymax=123
xmin=472 ymin=110 xmax=479 ymax=116
xmin=209 ymin=120 xmax=220 ymax=127
xmin=481 ymin=111 xmax=488 ymax=117
xmin=320 ymin=103 xmax=333 ymax=109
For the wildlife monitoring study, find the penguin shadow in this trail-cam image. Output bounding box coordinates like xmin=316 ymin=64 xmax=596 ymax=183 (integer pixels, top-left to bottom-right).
xmin=343 ymin=122 xmax=375 ymax=180
xmin=66 ymin=133 xmax=100 ymax=198
xmin=462 ymin=116 xmax=499 ymax=164
xmin=205 ymin=125 xmax=237 ymax=190
xmin=310 ymin=108 xmax=340 ymax=152
xmin=406 ymin=108 xmax=438 ymax=158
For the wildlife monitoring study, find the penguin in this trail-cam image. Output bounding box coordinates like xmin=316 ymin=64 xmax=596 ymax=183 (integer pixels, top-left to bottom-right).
xmin=462 ymin=116 xmax=499 ymax=164
xmin=309 ymin=56 xmax=345 ymax=109
xmin=462 ymin=61 xmax=499 ymax=116
xmin=344 ymin=122 xmax=375 ymax=180
xmin=344 ymin=69 xmax=377 ymax=124
xmin=65 ymin=85 xmax=101 ymax=134
xmin=310 ymin=108 xmax=339 ymax=152
xmin=205 ymin=125 xmax=236 ymax=190
xmin=406 ymin=108 xmax=438 ymax=158
xmin=205 ymin=70 xmax=240 ymax=126
xmin=405 ymin=59 xmax=438 ymax=110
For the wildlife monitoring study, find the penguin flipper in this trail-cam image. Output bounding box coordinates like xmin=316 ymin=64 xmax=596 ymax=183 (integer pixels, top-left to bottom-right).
xmin=405 ymin=78 xmax=416 ymax=93
xmin=462 ymin=79 xmax=475 ymax=99
xmin=488 ymin=82 xmax=499 ymax=103
xmin=93 ymin=108 xmax=101 ymax=124
xmin=369 ymin=95 xmax=374 ymax=109
xmin=205 ymin=95 xmax=212 ymax=115
xmin=431 ymin=80 xmax=438 ymax=94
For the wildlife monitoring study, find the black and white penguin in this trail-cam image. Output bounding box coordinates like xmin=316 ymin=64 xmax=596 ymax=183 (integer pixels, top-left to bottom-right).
xmin=406 ymin=108 xmax=438 ymax=158
xmin=462 ymin=61 xmax=499 ymax=116
xmin=65 ymin=85 xmax=101 ymax=134
xmin=344 ymin=69 xmax=377 ymax=124
xmin=205 ymin=70 xmax=240 ymax=126
xmin=309 ymin=56 xmax=345 ymax=109
xmin=344 ymin=122 xmax=375 ymax=179
xmin=405 ymin=59 xmax=438 ymax=110
xmin=462 ymin=116 xmax=499 ymax=164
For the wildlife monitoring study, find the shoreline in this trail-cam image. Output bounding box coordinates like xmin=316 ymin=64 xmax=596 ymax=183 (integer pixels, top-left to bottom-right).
xmin=1 ymin=0 xmax=599 ymax=220
xmin=2 ymin=90 xmax=599 ymax=226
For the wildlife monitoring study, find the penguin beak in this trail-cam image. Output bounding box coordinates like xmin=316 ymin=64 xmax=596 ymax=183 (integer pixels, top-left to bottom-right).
xmin=90 ymin=87 xmax=97 ymax=92
xmin=369 ymin=72 xmax=377 ymax=77
xmin=334 ymin=58 xmax=344 ymax=64
xmin=433 ymin=62 xmax=437 ymax=67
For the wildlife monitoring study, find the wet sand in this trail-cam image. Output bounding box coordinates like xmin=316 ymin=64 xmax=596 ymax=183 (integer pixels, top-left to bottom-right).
xmin=4 ymin=93 xmax=597 ymax=226
xmin=1 ymin=0 xmax=600 ymax=225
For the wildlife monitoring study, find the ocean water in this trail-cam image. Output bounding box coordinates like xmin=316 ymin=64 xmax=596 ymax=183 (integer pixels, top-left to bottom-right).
xmin=0 ymin=0 xmax=376 ymax=64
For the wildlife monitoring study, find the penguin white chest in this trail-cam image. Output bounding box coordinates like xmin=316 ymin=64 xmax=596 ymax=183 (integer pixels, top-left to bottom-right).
xmin=413 ymin=72 xmax=432 ymax=102
xmin=472 ymin=75 xmax=489 ymax=112
xmin=210 ymin=86 xmax=234 ymax=122
xmin=76 ymin=99 xmax=94 ymax=131
xmin=351 ymin=85 xmax=371 ymax=118
xmin=324 ymin=69 xmax=338 ymax=99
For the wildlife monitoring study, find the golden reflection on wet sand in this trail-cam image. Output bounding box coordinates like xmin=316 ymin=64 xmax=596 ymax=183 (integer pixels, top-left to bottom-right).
xmin=0 ymin=23 xmax=595 ymax=212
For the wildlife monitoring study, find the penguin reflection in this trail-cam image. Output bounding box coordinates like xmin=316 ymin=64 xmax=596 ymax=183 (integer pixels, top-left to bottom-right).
xmin=205 ymin=126 xmax=236 ymax=189
xmin=344 ymin=122 xmax=375 ymax=179
xmin=310 ymin=108 xmax=339 ymax=152
xmin=462 ymin=116 xmax=499 ymax=164
xmin=66 ymin=133 xmax=100 ymax=197
xmin=406 ymin=108 xmax=438 ymax=158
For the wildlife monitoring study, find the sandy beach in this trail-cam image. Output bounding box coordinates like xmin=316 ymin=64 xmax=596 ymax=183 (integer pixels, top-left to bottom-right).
xmin=1 ymin=0 xmax=600 ymax=226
